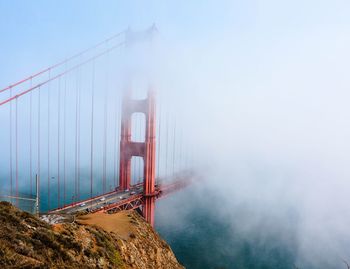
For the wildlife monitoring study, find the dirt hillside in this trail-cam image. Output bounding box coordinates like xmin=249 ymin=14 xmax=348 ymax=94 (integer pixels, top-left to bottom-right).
xmin=0 ymin=201 xmax=184 ymax=269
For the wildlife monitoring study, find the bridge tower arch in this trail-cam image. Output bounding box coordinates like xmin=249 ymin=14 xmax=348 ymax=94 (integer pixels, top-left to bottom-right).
xmin=119 ymin=87 xmax=156 ymax=226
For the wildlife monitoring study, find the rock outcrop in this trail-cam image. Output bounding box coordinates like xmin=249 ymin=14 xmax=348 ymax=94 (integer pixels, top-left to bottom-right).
xmin=0 ymin=201 xmax=184 ymax=269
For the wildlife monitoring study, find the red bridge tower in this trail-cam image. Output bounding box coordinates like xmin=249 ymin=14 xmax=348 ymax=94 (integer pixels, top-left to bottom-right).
xmin=119 ymin=87 xmax=156 ymax=226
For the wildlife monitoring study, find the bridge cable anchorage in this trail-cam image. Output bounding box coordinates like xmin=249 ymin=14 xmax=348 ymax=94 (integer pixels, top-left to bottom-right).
xmin=0 ymin=41 xmax=125 ymax=107
xmin=90 ymin=60 xmax=96 ymax=208
xmin=0 ymin=30 xmax=126 ymax=94
xmin=47 ymin=70 xmax=51 ymax=211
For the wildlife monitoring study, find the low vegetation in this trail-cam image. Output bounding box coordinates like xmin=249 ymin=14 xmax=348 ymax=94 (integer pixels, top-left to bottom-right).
xmin=0 ymin=201 xmax=125 ymax=268
xmin=0 ymin=201 xmax=184 ymax=269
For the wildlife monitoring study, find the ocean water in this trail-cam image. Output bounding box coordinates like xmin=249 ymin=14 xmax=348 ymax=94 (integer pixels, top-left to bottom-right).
xmin=4 ymin=181 xmax=342 ymax=269
xmin=155 ymin=186 xmax=301 ymax=269
xmin=156 ymin=211 xmax=295 ymax=269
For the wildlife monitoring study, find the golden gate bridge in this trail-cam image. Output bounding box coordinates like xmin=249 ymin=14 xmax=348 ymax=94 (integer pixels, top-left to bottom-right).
xmin=0 ymin=25 xmax=197 ymax=226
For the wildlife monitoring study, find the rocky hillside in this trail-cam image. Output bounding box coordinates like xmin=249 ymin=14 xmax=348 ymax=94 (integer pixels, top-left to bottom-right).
xmin=0 ymin=201 xmax=184 ymax=269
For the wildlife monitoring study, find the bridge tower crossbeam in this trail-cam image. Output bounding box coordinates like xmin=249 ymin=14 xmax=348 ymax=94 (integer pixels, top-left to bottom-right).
xmin=119 ymin=87 xmax=156 ymax=226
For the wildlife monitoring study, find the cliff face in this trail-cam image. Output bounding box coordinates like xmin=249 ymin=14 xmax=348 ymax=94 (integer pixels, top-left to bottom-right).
xmin=0 ymin=201 xmax=184 ymax=269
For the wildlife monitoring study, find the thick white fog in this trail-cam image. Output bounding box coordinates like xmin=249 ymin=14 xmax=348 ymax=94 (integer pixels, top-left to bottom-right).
xmin=153 ymin=2 xmax=350 ymax=267
xmin=1 ymin=0 xmax=350 ymax=267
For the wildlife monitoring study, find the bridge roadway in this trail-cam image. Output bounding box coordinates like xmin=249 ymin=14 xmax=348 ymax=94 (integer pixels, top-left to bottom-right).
xmin=49 ymin=172 xmax=194 ymax=215
xmin=50 ymin=183 xmax=147 ymax=214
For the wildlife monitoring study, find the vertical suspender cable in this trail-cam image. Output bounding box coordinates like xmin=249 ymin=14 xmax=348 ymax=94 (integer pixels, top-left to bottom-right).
xmin=113 ymin=97 xmax=118 ymax=188
xmin=103 ymin=40 xmax=109 ymax=192
xmin=30 ymin=79 xmax=33 ymax=196
xmin=47 ymin=71 xmax=51 ymax=211
xmin=138 ymin=114 xmax=142 ymax=183
xmin=63 ymin=74 xmax=67 ymax=206
xmin=157 ymin=96 xmax=161 ymax=178
xmin=184 ymin=135 xmax=187 ymax=170
xmin=9 ymin=88 xmax=13 ymax=200
xmin=178 ymin=128 xmax=182 ymax=171
xmin=57 ymin=78 xmax=61 ymax=208
xmin=172 ymin=118 xmax=176 ymax=176
xmin=103 ymin=75 xmax=107 ymax=193
xmin=165 ymin=112 xmax=169 ymax=178
xmin=74 ymin=69 xmax=79 ymax=203
xmin=37 ymin=87 xmax=41 ymax=209
xmin=77 ymin=70 xmax=81 ymax=200
xmin=90 ymin=61 xmax=95 ymax=204
xmin=117 ymin=96 xmax=121 ymax=186
xmin=113 ymin=91 xmax=121 ymax=189
xmin=15 ymin=98 xmax=18 ymax=207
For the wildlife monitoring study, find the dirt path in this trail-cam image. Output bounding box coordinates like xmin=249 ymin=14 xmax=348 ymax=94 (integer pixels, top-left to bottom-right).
xmin=76 ymin=211 xmax=135 ymax=239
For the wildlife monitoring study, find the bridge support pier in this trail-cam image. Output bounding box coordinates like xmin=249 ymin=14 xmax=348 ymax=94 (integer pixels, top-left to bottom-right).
xmin=119 ymin=88 xmax=156 ymax=226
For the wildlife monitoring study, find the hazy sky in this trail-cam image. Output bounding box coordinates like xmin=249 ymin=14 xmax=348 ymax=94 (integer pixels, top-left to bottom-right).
xmin=1 ymin=1 xmax=350 ymax=268
xmin=1 ymin=0 xmax=349 ymax=86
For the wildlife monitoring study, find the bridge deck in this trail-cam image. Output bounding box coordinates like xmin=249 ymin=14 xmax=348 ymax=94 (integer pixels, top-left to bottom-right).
xmin=49 ymin=173 xmax=195 ymax=215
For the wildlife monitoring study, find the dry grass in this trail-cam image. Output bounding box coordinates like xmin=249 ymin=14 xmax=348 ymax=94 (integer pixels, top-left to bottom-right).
xmin=77 ymin=211 xmax=136 ymax=240
xmin=0 ymin=201 xmax=125 ymax=268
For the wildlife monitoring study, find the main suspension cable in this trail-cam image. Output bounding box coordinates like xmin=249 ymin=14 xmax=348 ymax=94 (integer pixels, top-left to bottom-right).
xmin=0 ymin=41 xmax=125 ymax=107
xmin=0 ymin=30 xmax=126 ymax=94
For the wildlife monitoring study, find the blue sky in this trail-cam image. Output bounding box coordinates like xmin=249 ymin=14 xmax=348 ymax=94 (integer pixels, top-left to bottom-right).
xmin=0 ymin=1 xmax=242 ymax=85
xmin=1 ymin=0 xmax=350 ymax=89
xmin=1 ymin=2 xmax=350 ymax=266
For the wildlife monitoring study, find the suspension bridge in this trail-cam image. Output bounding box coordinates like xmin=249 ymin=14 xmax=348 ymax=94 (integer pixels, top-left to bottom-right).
xmin=0 ymin=25 xmax=197 ymax=227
